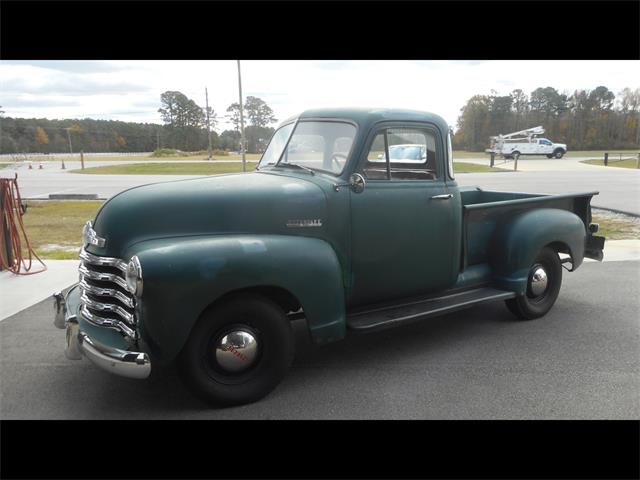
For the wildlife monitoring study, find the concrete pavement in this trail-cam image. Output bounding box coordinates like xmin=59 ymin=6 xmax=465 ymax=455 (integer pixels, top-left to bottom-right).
xmin=0 ymin=259 xmax=79 ymax=320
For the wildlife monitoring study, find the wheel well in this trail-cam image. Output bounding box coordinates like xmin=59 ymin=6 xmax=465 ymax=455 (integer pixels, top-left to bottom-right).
xmin=205 ymin=286 xmax=303 ymax=316
xmin=545 ymin=241 xmax=573 ymax=267
xmin=553 ymin=148 xmax=565 ymax=153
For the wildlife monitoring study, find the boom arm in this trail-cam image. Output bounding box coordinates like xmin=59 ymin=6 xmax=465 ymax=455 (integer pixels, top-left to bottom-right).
xmin=491 ymin=126 xmax=545 ymax=144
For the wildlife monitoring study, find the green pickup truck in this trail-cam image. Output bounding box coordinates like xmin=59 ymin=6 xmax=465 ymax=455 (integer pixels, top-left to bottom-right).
xmin=54 ymin=108 xmax=605 ymax=406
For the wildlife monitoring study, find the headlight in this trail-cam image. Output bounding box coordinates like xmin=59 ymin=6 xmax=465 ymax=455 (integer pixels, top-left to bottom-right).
xmin=125 ymin=255 xmax=143 ymax=297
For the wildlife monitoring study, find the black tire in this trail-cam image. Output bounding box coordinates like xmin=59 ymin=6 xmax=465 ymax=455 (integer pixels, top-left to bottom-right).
xmin=554 ymin=150 xmax=564 ymax=159
xmin=505 ymin=246 xmax=562 ymax=320
xmin=546 ymin=154 xmax=553 ymax=159
xmin=177 ymin=294 xmax=294 ymax=406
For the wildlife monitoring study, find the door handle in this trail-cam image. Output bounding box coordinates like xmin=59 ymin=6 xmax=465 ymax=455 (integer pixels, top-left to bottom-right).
xmin=431 ymin=194 xmax=453 ymax=200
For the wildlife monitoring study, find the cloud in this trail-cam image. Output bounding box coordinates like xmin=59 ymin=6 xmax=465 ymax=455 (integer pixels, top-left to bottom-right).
xmin=1 ymin=60 xmax=638 ymax=131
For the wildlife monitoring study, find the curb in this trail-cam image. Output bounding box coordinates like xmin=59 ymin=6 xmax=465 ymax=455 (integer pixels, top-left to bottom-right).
xmin=592 ymin=205 xmax=640 ymax=219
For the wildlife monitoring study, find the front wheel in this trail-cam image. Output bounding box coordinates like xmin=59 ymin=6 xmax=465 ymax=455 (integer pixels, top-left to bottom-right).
xmin=177 ymin=295 xmax=294 ymax=406
xmin=505 ymin=246 xmax=562 ymax=320
xmin=554 ymin=150 xmax=564 ymax=159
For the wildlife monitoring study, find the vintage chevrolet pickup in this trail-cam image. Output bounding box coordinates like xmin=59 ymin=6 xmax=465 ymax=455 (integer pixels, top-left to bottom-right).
xmin=54 ymin=108 xmax=605 ymax=406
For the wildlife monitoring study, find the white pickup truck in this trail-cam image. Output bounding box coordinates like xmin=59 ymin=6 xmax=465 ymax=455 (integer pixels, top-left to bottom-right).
xmin=487 ymin=126 xmax=568 ymax=159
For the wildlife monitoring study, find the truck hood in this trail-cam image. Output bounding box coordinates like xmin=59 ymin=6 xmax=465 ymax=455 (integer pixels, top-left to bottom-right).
xmin=89 ymin=171 xmax=328 ymax=257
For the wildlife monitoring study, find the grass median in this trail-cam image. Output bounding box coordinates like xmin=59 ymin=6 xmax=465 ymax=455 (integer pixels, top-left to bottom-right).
xmin=71 ymin=162 xmax=258 ymax=175
xmin=580 ymin=159 xmax=640 ymax=169
xmin=71 ymin=161 xmax=502 ymax=175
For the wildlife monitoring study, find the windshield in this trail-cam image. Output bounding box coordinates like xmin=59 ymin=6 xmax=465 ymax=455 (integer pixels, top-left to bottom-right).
xmin=258 ymin=120 xmax=356 ymax=175
xmin=258 ymin=123 xmax=295 ymax=167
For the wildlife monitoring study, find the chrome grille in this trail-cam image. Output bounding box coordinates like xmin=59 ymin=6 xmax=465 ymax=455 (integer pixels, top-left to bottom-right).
xmin=78 ymin=248 xmax=136 ymax=338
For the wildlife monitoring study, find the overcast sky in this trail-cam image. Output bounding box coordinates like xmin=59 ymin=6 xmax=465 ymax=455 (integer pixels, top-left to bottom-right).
xmin=1 ymin=60 xmax=638 ymax=132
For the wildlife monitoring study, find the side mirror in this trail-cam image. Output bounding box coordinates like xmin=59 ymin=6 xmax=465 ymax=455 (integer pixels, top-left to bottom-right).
xmin=333 ymin=173 xmax=366 ymax=193
xmin=350 ymin=173 xmax=366 ymax=193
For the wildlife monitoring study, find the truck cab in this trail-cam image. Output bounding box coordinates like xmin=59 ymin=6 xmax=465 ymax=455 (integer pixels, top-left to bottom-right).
xmin=54 ymin=108 xmax=604 ymax=406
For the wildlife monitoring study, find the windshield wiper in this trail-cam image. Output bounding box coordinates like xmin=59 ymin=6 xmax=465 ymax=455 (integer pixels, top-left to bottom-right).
xmin=275 ymin=162 xmax=315 ymax=175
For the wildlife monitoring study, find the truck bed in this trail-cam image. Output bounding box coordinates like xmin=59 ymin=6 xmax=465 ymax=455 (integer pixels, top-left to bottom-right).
xmin=460 ymin=186 xmax=598 ymax=269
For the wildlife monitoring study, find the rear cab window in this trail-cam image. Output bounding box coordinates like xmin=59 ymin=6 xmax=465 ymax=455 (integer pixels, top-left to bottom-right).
xmin=361 ymin=125 xmax=439 ymax=181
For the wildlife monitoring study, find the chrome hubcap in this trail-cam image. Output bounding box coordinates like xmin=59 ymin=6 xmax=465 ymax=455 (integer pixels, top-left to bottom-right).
xmin=215 ymin=329 xmax=258 ymax=373
xmin=529 ymin=265 xmax=548 ymax=297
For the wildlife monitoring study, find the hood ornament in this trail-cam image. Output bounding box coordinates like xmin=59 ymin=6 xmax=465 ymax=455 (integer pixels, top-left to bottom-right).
xmin=82 ymin=221 xmax=106 ymax=247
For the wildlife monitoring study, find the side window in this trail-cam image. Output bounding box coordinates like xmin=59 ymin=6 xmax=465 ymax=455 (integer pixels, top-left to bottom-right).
xmin=362 ymin=128 xmax=438 ymax=181
xmin=387 ymin=128 xmax=437 ymax=181
xmin=362 ymin=132 xmax=390 ymax=180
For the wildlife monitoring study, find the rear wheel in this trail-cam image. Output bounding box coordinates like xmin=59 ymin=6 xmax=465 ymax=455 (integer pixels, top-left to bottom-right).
xmin=177 ymin=294 xmax=294 ymax=406
xmin=505 ymin=246 xmax=562 ymax=320
xmin=546 ymin=154 xmax=553 ymax=159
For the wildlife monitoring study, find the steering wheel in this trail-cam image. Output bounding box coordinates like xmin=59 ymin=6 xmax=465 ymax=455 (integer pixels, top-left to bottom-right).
xmin=331 ymin=153 xmax=348 ymax=170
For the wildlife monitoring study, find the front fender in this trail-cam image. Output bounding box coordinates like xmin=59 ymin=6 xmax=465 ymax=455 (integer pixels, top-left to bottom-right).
xmin=125 ymin=234 xmax=346 ymax=364
xmin=489 ymin=208 xmax=586 ymax=294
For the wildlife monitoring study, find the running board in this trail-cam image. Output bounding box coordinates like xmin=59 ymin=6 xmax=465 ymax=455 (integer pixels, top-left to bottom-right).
xmin=347 ymin=287 xmax=516 ymax=332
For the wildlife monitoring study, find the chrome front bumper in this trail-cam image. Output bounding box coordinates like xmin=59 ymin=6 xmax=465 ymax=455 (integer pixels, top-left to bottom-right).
xmin=53 ymin=285 xmax=151 ymax=380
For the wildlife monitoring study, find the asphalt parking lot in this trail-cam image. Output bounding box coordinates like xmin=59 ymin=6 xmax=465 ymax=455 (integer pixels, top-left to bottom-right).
xmin=1 ymin=261 xmax=638 ymax=420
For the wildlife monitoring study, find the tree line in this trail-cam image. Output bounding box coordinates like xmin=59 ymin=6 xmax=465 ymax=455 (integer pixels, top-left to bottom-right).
xmin=454 ymin=86 xmax=640 ymax=151
xmin=0 ymin=92 xmax=278 ymax=155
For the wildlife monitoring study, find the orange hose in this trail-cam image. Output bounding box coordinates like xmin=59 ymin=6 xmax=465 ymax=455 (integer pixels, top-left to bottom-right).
xmin=0 ymin=174 xmax=46 ymax=275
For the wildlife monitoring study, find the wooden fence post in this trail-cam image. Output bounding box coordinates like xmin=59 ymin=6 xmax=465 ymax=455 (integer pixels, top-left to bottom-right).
xmin=80 ymin=150 xmax=85 ymax=170
xmin=604 ymin=152 xmax=608 ymax=166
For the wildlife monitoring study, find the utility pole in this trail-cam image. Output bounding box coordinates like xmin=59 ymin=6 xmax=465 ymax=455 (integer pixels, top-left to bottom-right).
xmin=237 ymin=60 xmax=246 ymax=172
xmin=205 ymin=87 xmax=213 ymax=160
xmin=64 ymin=127 xmax=73 ymax=170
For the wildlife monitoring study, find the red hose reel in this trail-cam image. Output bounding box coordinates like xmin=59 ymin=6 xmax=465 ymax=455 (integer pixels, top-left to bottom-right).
xmin=0 ymin=174 xmax=46 ymax=275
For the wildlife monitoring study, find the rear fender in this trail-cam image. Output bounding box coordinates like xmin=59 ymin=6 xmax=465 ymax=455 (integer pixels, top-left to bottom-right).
xmin=126 ymin=234 xmax=346 ymax=363
xmin=489 ymin=208 xmax=586 ymax=294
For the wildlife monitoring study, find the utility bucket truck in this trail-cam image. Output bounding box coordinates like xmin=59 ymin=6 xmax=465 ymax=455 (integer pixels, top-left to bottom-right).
xmin=486 ymin=126 xmax=567 ymax=159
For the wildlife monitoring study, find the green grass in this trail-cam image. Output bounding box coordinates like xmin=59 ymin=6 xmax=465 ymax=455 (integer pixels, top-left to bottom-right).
xmin=453 ymin=162 xmax=506 ymax=173
xmin=565 ymin=150 xmax=639 ymax=158
xmin=22 ymin=200 xmax=104 ymax=259
xmin=71 ymin=162 xmax=258 ymax=175
xmin=580 ymin=159 xmax=640 ymax=169
xmin=74 ymin=161 xmax=502 ymax=175
xmin=24 ymin=153 xmax=262 ymax=163
xmin=591 ymin=212 xmax=640 ymax=240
